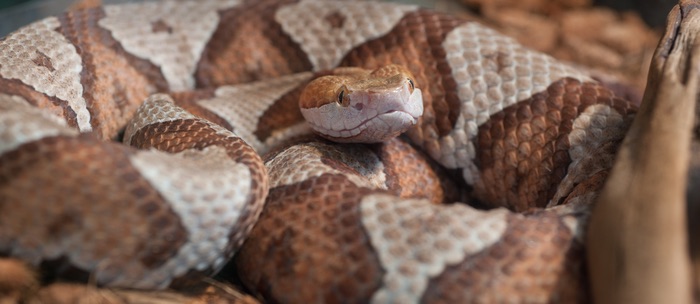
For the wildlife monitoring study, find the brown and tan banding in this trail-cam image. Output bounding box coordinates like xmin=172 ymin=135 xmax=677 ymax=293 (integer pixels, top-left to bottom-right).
xmin=0 ymin=0 xmax=646 ymax=302
xmin=370 ymin=138 xmax=462 ymax=205
xmin=238 ymin=139 xmax=456 ymax=302
xmin=335 ymin=12 xmax=593 ymax=176
xmin=0 ymin=134 xmax=190 ymax=287
xmin=125 ymin=94 xmax=269 ymax=259
xmin=0 ymin=93 xmax=267 ymax=288
xmin=195 ymin=0 xmax=313 ymax=87
xmin=237 ymin=139 xmax=592 ymax=302
xmin=99 ymin=0 xmax=240 ymax=91
xmin=236 ymin=173 xmax=383 ymax=303
xmin=0 ymin=18 xmax=90 ymax=133
xmin=339 ymin=10 xmax=467 ymax=150
xmin=418 ymin=211 xmax=587 ymax=303
xmin=234 ymin=2 xmax=636 ymax=302
xmin=194 ymin=72 xmax=313 ymax=153
xmin=474 ymin=79 xmax=635 ymax=211
xmin=59 ymin=7 xmax=169 ymax=139
xmin=275 ymin=1 xmax=419 ymax=71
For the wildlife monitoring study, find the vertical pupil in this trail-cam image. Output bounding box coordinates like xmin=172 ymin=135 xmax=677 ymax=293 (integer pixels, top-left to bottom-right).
xmin=338 ymin=90 xmax=344 ymax=104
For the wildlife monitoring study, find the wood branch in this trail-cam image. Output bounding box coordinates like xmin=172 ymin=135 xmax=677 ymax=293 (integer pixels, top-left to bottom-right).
xmin=586 ymin=1 xmax=700 ymax=303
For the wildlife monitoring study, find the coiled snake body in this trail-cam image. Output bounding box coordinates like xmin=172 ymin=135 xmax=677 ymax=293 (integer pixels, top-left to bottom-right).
xmin=0 ymin=0 xmax=637 ymax=302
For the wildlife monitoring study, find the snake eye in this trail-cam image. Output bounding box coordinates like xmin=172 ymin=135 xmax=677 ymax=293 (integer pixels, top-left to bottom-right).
xmin=407 ymin=78 xmax=415 ymax=93
xmin=337 ymin=86 xmax=348 ymax=106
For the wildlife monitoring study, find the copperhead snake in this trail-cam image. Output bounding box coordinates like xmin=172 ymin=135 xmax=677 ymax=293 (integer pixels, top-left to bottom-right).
xmin=0 ymin=0 xmax=639 ymax=302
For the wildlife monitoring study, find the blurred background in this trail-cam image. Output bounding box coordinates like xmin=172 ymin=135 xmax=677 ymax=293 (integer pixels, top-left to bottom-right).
xmin=0 ymin=0 xmax=678 ymax=96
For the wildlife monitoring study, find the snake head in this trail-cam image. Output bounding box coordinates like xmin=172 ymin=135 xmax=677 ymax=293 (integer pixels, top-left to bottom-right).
xmin=299 ymin=65 xmax=423 ymax=143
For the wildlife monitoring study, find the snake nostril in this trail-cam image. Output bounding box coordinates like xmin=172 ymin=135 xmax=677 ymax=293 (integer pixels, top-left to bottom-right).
xmin=353 ymin=103 xmax=364 ymax=110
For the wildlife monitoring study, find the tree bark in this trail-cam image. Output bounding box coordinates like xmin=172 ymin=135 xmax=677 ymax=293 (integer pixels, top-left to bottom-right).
xmin=586 ymin=1 xmax=700 ymax=303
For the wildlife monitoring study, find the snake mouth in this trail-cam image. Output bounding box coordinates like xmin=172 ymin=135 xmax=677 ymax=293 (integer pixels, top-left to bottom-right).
xmin=355 ymin=109 xmax=419 ymax=130
xmin=311 ymin=107 xmax=421 ymax=143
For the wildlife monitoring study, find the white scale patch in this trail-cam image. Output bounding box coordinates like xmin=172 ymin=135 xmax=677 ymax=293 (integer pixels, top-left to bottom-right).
xmin=567 ymin=104 xmax=626 ymax=161
xmin=126 ymin=145 xmax=251 ymax=288
xmin=0 ymin=17 xmax=91 ymax=132
xmin=436 ymin=22 xmax=591 ymax=184
xmin=0 ymin=94 xmax=77 ymax=155
xmin=360 ymin=194 xmax=509 ymax=303
xmin=196 ymin=72 xmax=313 ymax=154
xmin=276 ymin=0 xmax=417 ymax=71
xmin=99 ymin=0 xmax=241 ymax=91
xmin=265 ymin=142 xmax=387 ymax=190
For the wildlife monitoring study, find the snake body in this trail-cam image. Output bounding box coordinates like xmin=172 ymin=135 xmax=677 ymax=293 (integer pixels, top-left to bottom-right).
xmin=0 ymin=0 xmax=637 ymax=302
